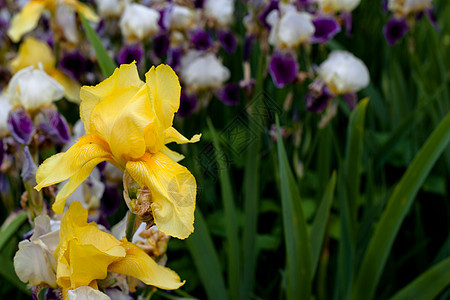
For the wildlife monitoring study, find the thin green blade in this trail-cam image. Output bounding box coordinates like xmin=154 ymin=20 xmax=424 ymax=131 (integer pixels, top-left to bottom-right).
xmin=276 ymin=115 xmax=312 ymax=300
xmin=310 ymin=171 xmax=336 ymax=277
xmin=81 ymin=15 xmax=116 ymax=78
xmin=353 ymin=112 xmax=450 ymax=300
xmin=185 ymin=209 xmax=228 ymax=300
xmin=389 ymin=257 xmax=450 ymax=300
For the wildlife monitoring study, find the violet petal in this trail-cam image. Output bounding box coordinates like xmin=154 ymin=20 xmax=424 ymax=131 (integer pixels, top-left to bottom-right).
xmin=383 ymin=18 xmax=408 ymax=46
xmin=343 ymin=92 xmax=358 ymax=110
xmin=117 ymin=44 xmax=144 ymax=65
xmin=153 ymin=33 xmax=170 ymax=58
xmin=218 ymin=30 xmax=237 ymax=54
xmin=167 ymin=47 xmax=183 ymax=71
xmin=425 ymin=9 xmax=440 ymax=31
xmin=177 ymin=92 xmax=198 ymax=118
xmin=59 ymin=51 xmax=87 ymax=81
xmin=101 ymin=183 xmax=122 ymax=216
xmin=38 ymin=108 xmax=71 ymax=145
xmin=217 ymin=83 xmax=240 ymax=106
xmin=8 ymin=107 xmax=34 ymax=145
xmin=0 ymin=138 xmax=3 ymax=167
xmin=258 ymin=0 xmax=279 ymax=30
xmin=341 ymin=11 xmax=353 ymax=36
xmin=311 ymin=17 xmax=341 ymax=43
xmin=268 ymin=51 xmax=298 ymax=88
xmin=21 ymin=146 xmax=37 ymax=183
xmin=243 ymin=35 xmax=255 ymax=61
xmin=304 ymin=87 xmax=333 ymax=112
xmin=190 ymin=28 xmax=213 ymax=51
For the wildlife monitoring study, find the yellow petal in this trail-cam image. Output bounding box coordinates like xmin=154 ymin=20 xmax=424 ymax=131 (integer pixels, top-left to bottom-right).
xmin=161 ymin=146 xmax=185 ymax=163
xmin=108 ymin=238 xmax=184 ymax=290
xmin=64 ymin=0 xmax=100 ymax=22
xmin=51 ymin=69 xmax=81 ymax=104
xmin=9 ymin=36 xmax=55 ymax=73
xmin=68 ymin=240 xmax=121 ymax=288
xmin=146 ymin=65 xmax=181 ymax=130
xmin=164 ymin=127 xmax=201 ymax=144
xmin=52 ymin=156 xmax=108 ymax=213
xmin=125 ymin=152 xmax=196 ymax=239
xmin=34 ymin=135 xmax=112 ymax=213
xmin=7 ymin=1 xmax=46 ymax=43
xmin=80 ymin=62 xmax=144 ymax=135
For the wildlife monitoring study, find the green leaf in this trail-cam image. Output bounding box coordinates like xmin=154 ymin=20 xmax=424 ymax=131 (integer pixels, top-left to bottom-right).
xmin=241 ymin=51 xmax=265 ymax=300
xmin=310 ymin=171 xmax=336 ymax=277
xmin=353 ymin=112 xmax=450 ymax=300
xmin=344 ymin=98 xmax=369 ymax=224
xmin=185 ymin=209 xmax=228 ymax=300
xmin=389 ymin=257 xmax=450 ymax=300
xmin=275 ymin=115 xmax=312 ymax=300
xmin=0 ymin=211 xmax=27 ymax=252
xmin=81 ymin=15 xmax=116 ymax=78
xmin=207 ymin=118 xmax=240 ymax=300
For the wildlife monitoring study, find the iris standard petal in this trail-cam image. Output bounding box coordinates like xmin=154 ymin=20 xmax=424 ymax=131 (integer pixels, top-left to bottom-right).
xmin=108 ymin=238 xmax=184 ymax=290
xmin=145 ymin=65 xmax=181 ymax=129
xmin=125 ymin=152 xmax=195 ymax=239
xmin=7 ymin=1 xmax=46 ymax=42
xmin=9 ymin=37 xmax=55 ymax=73
xmin=80 ymin=63 xmax=144 ymax=134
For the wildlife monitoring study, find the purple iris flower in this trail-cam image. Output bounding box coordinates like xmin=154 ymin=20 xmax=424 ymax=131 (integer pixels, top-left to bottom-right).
xmin=311 ymin=17 xmax=341 ymax=43
xmin=101 ymin=182 xmax=122 ymax=216
xmin=21 ymin=146 xmax=37 ymax=183
xmin=341 ymin=11 xmax=353 ymax=36
xmin=243 ymin=35 xmax=255 ymax=61
xmin=190 ymin=28 xmax=213 ymax=50
xmin=59 ymin=51 xmax=87 ymax=81
xmin=343 ymin=92 xmax=358 ymax=110
xmin=383 ymin=18 xmax=408 ymax=46
xmin=177 ymin=92 xmax=198 ymax=118
xmin=258 ymin=0 xmax=279 ymax=30
xmin=268 ymin=51 xmax=298 ymax=88
xmin=217 ymin=83 xmax=240 ymax=106
xmin=194 ymin=0 xmax=204 ymax=9
xmin=158 ymin=6 xmax=171 ymax=31
xmin=0 ymin=138 xmax=4 ymax=167
xmin=425 ymin=9 xmax=440 ymax=31
xmin=37 ymin=108 xmax=71 ymax=145
xmin=304 ymin=85 xmax=334 ymax=112
xmin=8 ymin=107 xmax=34 ymax=145
xmin=117 ymin=44 xmax=144 ymax=65
xmin=218 ymin=31 xmax=237 ymax=54
xmin=153 ymin=33 xmax=170 ymax=58
xmin=167 ymin=47 xmax=183 ymax=71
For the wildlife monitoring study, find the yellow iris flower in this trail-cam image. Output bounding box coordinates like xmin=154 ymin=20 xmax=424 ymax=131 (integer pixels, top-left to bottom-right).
xmin=10 ymin=37 xmax=81 ymax=103
xmin=56 ymin=201 xmax=183 ymax=299
xmin=35 ymin=62 xmax=200 ymax=239
xmin=7 ymin=0 xmax=98 ymax=43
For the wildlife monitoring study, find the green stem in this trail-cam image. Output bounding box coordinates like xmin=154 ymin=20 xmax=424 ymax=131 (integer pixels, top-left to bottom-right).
xmin=125 ymin=212 xmax=137 ymax=241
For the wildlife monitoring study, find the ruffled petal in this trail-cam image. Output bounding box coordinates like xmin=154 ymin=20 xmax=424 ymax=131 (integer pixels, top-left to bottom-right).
xmin=80 ymin=62 xmax=144 ymax=137
xmin=145 ymin=65 xmax=181 ymax=129
xmin=7 ymin=1 xmax=46 ymax=42
xmin=125 ymin=152 xmax=195 ymax=239
xmin=164 ymin=127 xmax=201 ymax=144
xmin=51 ymin=69 xmax=81 ymax=104
xmin=34 ymin=135 xmax=112 ymax=213
xmin=9 ymin=36 xmax=55 ymax=73
xmin=14 ymin=240 xmax=57 ymax=287
xmin=108 ymin=238 xmax=184 ymax=290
